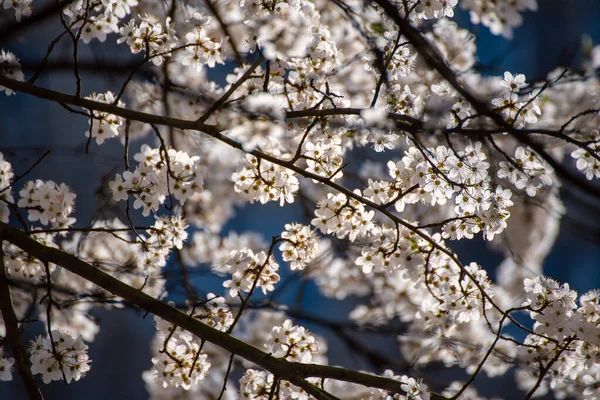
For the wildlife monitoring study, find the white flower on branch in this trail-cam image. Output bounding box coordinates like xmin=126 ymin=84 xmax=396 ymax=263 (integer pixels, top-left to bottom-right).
xmin=232 ymin=154 xmax=299 ymax=206
xmin=0 ymin=50 xmax=24 ymax=95
xmin=29 ymin=330 xmax=91 ymax=384
xmin=223 ymin=248 xmax=280 ymax=297
xmin=0 ymin=349 xmax=14 ymax=381
xmin=85 ymin=91 xmax=126 ymax=145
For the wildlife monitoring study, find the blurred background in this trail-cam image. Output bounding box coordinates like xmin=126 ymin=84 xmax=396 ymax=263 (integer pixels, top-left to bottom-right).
xmin=1 ymin=0 xmax=600 ymax=398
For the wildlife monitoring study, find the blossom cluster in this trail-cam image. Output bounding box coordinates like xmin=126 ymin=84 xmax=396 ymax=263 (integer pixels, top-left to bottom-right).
xmin=151 ymin=311 xmax=211 ymax=390
xmin=181 ymin=230 xmax=268 ymax=274
xmin=303 ymin=137 xmax=346 ymax=180
xmin=138 ymin=215 xmax=188 ymax=272
xmin=4 ymin=232 xmax=57 ymax=279
xmin=515 ymin=277 xmax=600 ymax=398
xmin=223 ymin=248 xmax=280 ymax=297
xmin=279 ymin=223 xmax=319 ymax=270
xmin=461 ymin=0 xmax=538 ymax=38
xmin=239 ymin=369 xmax=318 ymax=400
xmin=237 ymin=318 xmax=323 ymax=399
xmin=0 ymin=152 xmax=14 ymax=222
xmin=244 ymin=0 xmax=314 ymax=61
xmin=497 ymin=146 xmax=553 ymax=197
xmin=193 ymin=294 xmax=235 ymax=332
xmin=312 ymin=192 xmax=375 ymax=242
xmin=1 ymin=0 xmax=32 ymax=22
xmin=354 ymin=224 xmax=423 ymax=274
xmin=58 ymin=0 xmax=138 ymax=44
xmin=182 ymin=25 xmax=228 ymax=71
xmin=18 ymin=179 xmax=76 ymax=229
xmin=571 ymin=128 xmax=600 ymax=180
xmin=264 ymin=319 xmax=319 ymax=363
xmin=232 ymin=154 xmax=299 ymax=206
xmin=143 ymin=300 xmax=238 ymax=397
xmin=85 ymin=91 xmax=126 ymax=145
xmin=118 ymin=15 xmax=177 ymax=65
xmin=363 ymin=142 xmax=514 ymax=241
xmin=0 ymin=49 xmax=24 ymax=95
xmin=490 ymin=72 xmax=541 ymax=128
xmin=29 ymin=330 xmax=91 ymax=384
xmin=0 ymin=349 xmax=14 ymax=381
xmin=110 ymin=145 xmax=204 ymax=216
xmin=239 ymin=369 xmax=276 ymax=400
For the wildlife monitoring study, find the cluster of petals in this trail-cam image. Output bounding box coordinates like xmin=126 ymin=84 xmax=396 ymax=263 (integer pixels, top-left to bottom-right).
xmin=571 ymin=129 xmax=600 ymax=180
xmin=312 ymin=192 xmax=375 ymax=242
xmin=303 ymin=138 xmax=345 ymax=180
xmin=193 ymin=294 xmax=234 ymax=332
xmin=413 ymin=0 xmax=457 ymax=20
xmin=4 ymin=232 xmax=57 ymax=279
xmin=242 ymin=0 xmax=317 ymax=61
xmin=59 ymin=0 xmax=138 ymax=44
xmin=1 ymin=0 xmax=31 ymax=22
xmin=238 ymin=317 xmax=326 ymax=400
xmin=0 ymin=50 xmax=24 ymax=95
xmin=29 ymin=330 xmax=91 ymax=384
xmin=110 ymin=145 xmax=204 ymax=216
xmin=515 ymin=276 xmax=600 ymax=398
xmin=151 ymin=310 xmax=211 ymax=390
xmin=138 ymin=215 xmax=188 ymax=272
xmin=376 ymin=143 xmax=514 ymax=241
xmin=355 ymin=225 xmax=424 ymax=275
xmin=223 ymin=248 xmax=280 ymax=297
xmin=279 ymin=223 xmax=319 ymax=270
xmin=497 ymin=146 xmax=553 ymax=197
xmin=239 ymin=369 xmax=315 ymax=399
xmin=232 ymin=155 xmax=299 ymax=206
xmin=118 ymin=15 xmax=177 ymax=65
xmin=264 ymin=319 xmax=319 ymax=363
xmin=0 ymin=349 xmax=14 ymax=381
xmin=84 ymin=91 xmax=126 ymax=145
xmin=181 ymin=230 xmax=268 ymax=274
xmin=324 ymin=369 xmax=431 ymax=400
xmin=461 ymin=0 xmax=538 ymax=38
xmin=18 ymin=179 xmax=76 ymax=229
xmin=0 ymin=152 xmax=14 ymax=222
xmin=491 ymin=72 xmax=541 ymax=127
xmin=182 ymin=25 xmax=228 ymax=71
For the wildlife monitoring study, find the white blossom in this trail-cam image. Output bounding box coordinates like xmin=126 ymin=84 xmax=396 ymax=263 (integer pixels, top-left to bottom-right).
xmin=29 ymin=331 xmax=91 ymax=384
xmin=0 ymin=50 xmax=24 ymax=95
xmin=0 ymin=349 xmax=14 ymax=381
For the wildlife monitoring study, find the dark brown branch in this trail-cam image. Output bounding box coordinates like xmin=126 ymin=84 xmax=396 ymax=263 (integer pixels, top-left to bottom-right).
xmin=0 ymin=221 xmax=445 ymax=400
xmin=197 ymin=55 xmax=265 ymax=123
xmin=0 ymin=242 xmax=43 ymax=400
xmin=0 ymin=74 xmax=538 ymax=335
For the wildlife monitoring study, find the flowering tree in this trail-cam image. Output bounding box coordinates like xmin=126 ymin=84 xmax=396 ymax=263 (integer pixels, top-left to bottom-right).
xmin=1 ymin=0 xmax=600 ymax=398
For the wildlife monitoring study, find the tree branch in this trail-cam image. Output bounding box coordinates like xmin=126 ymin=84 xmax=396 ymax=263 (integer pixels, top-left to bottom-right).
xmin=0 ymin=221 xmax=445 ymax=400
xmin=0 ymin=74 xmax=527 ymax=328
xmin=0 ymin=242 xmax=43 ymax=400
